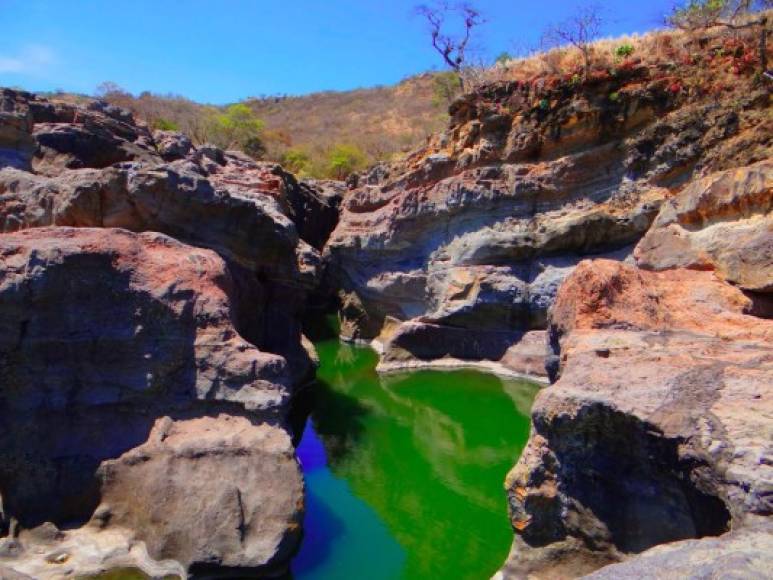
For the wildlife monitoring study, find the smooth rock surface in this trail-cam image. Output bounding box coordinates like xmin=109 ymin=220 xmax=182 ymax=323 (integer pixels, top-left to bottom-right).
xmin=582 ymin=523 xmax=773 ymax=580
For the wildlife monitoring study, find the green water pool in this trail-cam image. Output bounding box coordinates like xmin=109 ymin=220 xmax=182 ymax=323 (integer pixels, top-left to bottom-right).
xmin=291 ymin=328 xmax=540 ymax=580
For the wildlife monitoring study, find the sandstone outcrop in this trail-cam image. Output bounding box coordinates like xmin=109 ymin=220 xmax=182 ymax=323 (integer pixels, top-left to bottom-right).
xmin=0 ymin=89 xmax=342 ymax=578
xmin=326 ymin=53 xmax=770 ymax=377
xmin=501 ymin=258 xmax=772 ymax=578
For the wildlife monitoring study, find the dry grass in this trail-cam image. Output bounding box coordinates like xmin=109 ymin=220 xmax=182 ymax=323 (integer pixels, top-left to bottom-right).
xmin=245 ymin=73 xmax=453 ymax=173
xmin=463 ymin=11 xmax=771 ymax=90
xmin=44 ymin=73 xmax=455 ymax=179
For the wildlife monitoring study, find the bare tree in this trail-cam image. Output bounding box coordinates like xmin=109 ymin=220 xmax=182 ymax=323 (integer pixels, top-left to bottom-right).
xmin=416 ymin=2 xmax=484 ymax=90
xmin=668 ymin=0 xmax=771 ymax=71
xmin=542 ymin=5 xmax=603 ymax=80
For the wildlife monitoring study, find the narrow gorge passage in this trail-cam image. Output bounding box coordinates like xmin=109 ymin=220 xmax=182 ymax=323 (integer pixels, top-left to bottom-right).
xmin=291 ymin=318 xmax=540 ymax=580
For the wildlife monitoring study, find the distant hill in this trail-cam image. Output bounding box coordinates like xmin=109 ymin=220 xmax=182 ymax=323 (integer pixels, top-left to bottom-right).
xmin=44 ymin=72 xmax=459 ymax=179
xmin=245 ymin=73 xmax=457 ymax=172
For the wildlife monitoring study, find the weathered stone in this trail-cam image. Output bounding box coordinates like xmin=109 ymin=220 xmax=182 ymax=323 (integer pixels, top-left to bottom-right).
xmin=153 ymin=130 xmax=193 ymax=161
xmin=501 ymin=260 xmax=773 ymax=578
xmin=635 ymin=160 xmax=772 ymax=292
xmin=582 ymin=523 xmax=773 ymax=580
xmin=326 ymin=64 xmax=769 ymax=374
xmin=0 ymin=227 xmax=303 ymax=575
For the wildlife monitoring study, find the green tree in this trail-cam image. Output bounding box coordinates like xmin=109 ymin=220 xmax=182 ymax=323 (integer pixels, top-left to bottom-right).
xmin=327 ymin=144 xmax=367 ymax=180
xmin=208 ymin=103 xmax=265 ymax=150
xmin=432 ymin=71 xmax=462 ymax=107
xmin=282 ymin=147 xmax=311 ymax=175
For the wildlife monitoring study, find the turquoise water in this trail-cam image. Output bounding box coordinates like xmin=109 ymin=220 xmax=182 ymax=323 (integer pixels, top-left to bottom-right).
xmin=292 ymin=327 xmax=539 ymax=580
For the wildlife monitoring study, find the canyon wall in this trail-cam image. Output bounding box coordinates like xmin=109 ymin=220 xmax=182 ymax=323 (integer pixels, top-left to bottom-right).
xmin=326 ymin=50 xmax=769 ymax=380
xmin=324 ymin=30 xmax=771 ymax=578
xmin=0 ymin=89 xmax=339 ymax=578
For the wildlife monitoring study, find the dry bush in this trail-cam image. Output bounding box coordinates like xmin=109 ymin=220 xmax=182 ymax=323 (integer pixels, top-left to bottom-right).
xmin=462 ymin=9 xmax=770 ymax=92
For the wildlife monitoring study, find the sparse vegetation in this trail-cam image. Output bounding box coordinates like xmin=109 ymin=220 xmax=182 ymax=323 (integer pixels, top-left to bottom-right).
xmin=432 ymin=70 xmax=463 ymax=106
xmin=542 ymin=4 xmax=604 ymax=80
xmin=668 ymin=0 xmax=770 ymax=71
xmin=152 ymin=118 xmax=179 ymax=131
xmin=416 ymin=1 xmax=484 ymax=88
xmin=73 ymin=5 xmax=769 ymax=180
xmin=614 ymin=43 xmax=635 ymax=58
xmin=207 ymin=103 xmax=265 ymax=153
xmin=281 ymin=147 xmax=312 ymax=175
xmin=327 ymin=144 xmax=367 ymax=180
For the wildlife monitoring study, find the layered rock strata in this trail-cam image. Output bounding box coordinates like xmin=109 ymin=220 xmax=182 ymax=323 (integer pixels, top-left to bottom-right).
xmin=326 ymin=57 xmax=770 ymax=378
xmin=500 ymin=157 xmax=772 ymax=577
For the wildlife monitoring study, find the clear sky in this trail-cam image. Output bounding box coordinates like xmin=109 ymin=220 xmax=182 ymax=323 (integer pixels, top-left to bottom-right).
xmin=2 ymin=0 xmax=674 ymax=103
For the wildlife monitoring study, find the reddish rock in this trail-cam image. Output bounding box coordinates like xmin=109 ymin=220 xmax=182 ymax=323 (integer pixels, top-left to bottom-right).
xmin=325 ymin=60 xmax=769 ymax=374
xmin=0 ymin=227 xmax=303 ymax=575
xmin=502 ymin=260 xmax=773 ymax=578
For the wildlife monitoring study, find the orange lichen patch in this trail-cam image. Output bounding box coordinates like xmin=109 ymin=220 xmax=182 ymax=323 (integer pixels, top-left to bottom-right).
xmin=513 ymin=517 xmax=532 ymax=531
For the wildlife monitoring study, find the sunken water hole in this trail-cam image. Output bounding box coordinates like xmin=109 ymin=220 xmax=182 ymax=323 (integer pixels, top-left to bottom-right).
xmin=290 ymin=317 xmax=540 ymax=580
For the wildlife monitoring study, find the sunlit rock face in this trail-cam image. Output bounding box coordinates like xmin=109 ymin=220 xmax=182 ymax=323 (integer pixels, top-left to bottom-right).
xmin=326 ymin=61 xmax=770 ymax=377
xmin=0 ymin=88 xmax=343 ymax=578
xmin=0 ymin=228 xmax=302 ymax=576
xmin=635 ymin=160 xmax=772 ymax=292
xmin=501 ymin=257 xmax=773 ymax=578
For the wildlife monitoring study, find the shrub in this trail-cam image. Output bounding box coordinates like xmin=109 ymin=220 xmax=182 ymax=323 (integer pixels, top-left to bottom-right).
xmin=243 ymin=136 xmax=267 ymax=160
xmin=152 ymin=118 xmax=179 ymax=131
xmin=327 ymin=144 xmax=367 ymax=180
xmin=615 ymin=44 xmax=635 ymax=58
xmin=207 ymin=103 xmax=265 ymax=150
xmin=282 ymin=148 xmax=311 ymax=174
xmin=432 ymin=71 xmax=462 ymax=107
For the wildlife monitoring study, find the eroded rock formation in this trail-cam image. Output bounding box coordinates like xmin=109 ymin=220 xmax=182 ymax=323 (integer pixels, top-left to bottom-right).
xmin=325 ymin=57 xmax=770 ymax=378
xmin=499 ymin=155 xmax=772 ymax=577
xmin=0 ymin=88 xmax=340 ymax=578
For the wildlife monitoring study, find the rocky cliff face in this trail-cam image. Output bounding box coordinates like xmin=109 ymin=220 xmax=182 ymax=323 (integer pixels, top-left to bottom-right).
xmin=322 ymin=35 xmax=771 ymax=576
xmin=501 ymin=160 xmax=772 ymax=578
xmin=325 ymin=52 xmax=770 ymax=378
xmin=0 ymin=89 xmax=340 ymax=578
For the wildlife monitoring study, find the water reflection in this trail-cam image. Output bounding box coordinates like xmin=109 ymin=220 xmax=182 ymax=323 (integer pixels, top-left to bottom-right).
xmin=293 ymin=333 xmax=539 ymax=580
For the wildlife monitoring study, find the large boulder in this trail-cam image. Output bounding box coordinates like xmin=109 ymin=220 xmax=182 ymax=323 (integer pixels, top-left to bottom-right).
xmin=0 ymin=227 xmax=303 ymax=577
xmin=501 ymin=259 xmax=773 ymax=578
xmin=582 ymin=522 xmax=773 ymax=580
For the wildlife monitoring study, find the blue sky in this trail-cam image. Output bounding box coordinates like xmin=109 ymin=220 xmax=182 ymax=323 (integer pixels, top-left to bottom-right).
xmin=2 ymin=0 xmax=674 ymax=103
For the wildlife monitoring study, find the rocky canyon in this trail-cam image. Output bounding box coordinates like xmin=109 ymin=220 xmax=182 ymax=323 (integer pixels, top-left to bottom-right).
xmin=0 ymin=19 xmax=771 ymax=580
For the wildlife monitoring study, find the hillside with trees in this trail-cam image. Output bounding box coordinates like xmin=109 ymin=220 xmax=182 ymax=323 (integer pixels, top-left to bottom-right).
xmin=47 ymin=71 xmax=460 ymax=180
